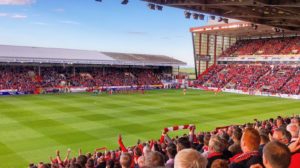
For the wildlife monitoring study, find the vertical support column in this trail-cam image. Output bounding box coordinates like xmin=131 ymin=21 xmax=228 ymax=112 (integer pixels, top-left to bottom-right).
xmin=222 ymin=36 xmax=224 ymax=53
xmin=38 ymin=66 xmax=41 ymax=76
xmin=214 ymin=35 xmax=217 ymax=65
xmin=206 ymin=34 xmax=210 ymax=69
xmin=191 ymin=32 xmax=198 ymax=78
xmin=198 ymin=33 xmax=202 ymax=75
xmin=229 ymin=36 xmax=232 ymax=46
xmin=73 ymin=66 xmax=75 ymax=76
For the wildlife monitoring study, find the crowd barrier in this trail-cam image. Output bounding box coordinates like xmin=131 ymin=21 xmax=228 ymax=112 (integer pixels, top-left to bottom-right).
xmin=0 ymin=89 xmax=33 ymax=96
xmin=193 ymin=86 xmax=300 ymax=100
xmin=0 ymin=85 xmax=164 ymax=96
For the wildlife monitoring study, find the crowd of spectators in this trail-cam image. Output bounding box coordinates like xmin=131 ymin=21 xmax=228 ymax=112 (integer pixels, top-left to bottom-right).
xmin=281 ymin=69 xmax=300 ymax=95
xmin=281 ymin=37 xmax=300 ymax=55
xmin=220 ymin=36 xmax=300 ymax=56
xmin=252 ymin=65 xmax=297 ymax=93
xmin=0 ymin=66 xmax=36 ymax=92
xmin=0 ymin=66 xmax=165 ymax=92
xmin=228 ymin=65 xmax=270 ymax=91
xmin=30 ymin=115 xmax=300 ymax=168
xmin=196 ymin=64 xmax=300 ymax=95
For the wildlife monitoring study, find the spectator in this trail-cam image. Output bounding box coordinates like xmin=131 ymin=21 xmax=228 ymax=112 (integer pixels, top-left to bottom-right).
xmin=77 ymin=155 xmax=88 ymax=168
xmin=286 ymin=123 xmax=299 ymax=143
xmin=144 ymin=151 xmax=165 ymax=167
xmin=207 ymin=135 xmax=226 ymax=168
xmin=211 ymin=159 xmax=229 ymax=168
xmin=142 ymin=145 xmax=151 ymax=157
xmin=288 ymin=136 xmax=300 ymax=168
xmin=228 ymin=129 xmax=242 ymax=156
xmin=85 ymin=158 xmax=94 ymax=168
xmin=272 ymin=128 xmax=291 ymax=145
xmin=120 ymin=153 xmax=132 ymax=168
xmin=165 ymin=143 xmax=177 ymax=168
xmin=174 ymin=149 xmax=207 ymax=168
xmin=137 ymin=156 xmax=145 ymax=168
xmin=258 ymin=134 xmax=270 ymax=155
xmin=229 ymin=128 xmax=262 ymax=168
xmin=31 ymin=115 xmax=300 ymax=168
xmin=201 ymin=134 xmax=211 ymax=157
xmin=176 ymin=137 xmax=191 ymax=152
xmin=263 ymin=141 xmax=291 ymax=168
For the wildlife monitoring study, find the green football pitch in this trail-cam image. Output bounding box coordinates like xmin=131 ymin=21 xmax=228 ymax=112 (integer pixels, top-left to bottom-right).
xmin=0 ymin=89 xmax=299 ymax=167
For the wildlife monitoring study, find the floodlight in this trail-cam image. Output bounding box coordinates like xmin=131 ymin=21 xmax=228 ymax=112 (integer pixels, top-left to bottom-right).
xmin=121 ymin=0 xmax=128 ymax=5
xmin=199 ymin=14 xmax=205 ymax=20
xmin=148 ymin=3 xmax=155 ymax=10
xmin=156 ymin=5 xmax=163 ymax=11
xmin=218 ymin=17 xmax=223 ymax=22
xmin=184 ymin=11 xmax=191 ymax=19
xmin=192 ymin=13 xmax=199 ymax=20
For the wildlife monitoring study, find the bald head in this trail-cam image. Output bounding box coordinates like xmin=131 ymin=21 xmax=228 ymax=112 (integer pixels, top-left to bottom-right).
xmin=143 ymin=145 xmax=151 ymax=157
xmin=144 ymin=151 xmax=164 ymax=167
xmin=286 ymin=123 xmax=299 ymax=139
xmin=174 ymin=149 xmax=207 ymax=168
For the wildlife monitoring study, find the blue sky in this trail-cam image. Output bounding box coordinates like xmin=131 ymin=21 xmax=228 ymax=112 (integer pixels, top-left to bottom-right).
xmin=0 ymin=0 xmax=208 ymax=66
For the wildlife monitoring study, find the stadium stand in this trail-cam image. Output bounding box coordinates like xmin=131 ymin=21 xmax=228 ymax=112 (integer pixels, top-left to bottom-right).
xmin=191 ymin=26 xmax=300 ymax=96
xmin=0 ymin=66 xmax=167 ymax=93
xmin=220 ymin=37 xmax=300 ymax=56
xmin=190 ymin=22 xmax=300 ymax=93
xmin=0 ymin=45 xmax=186 ymax=95
xmin=29 ymin=116 xmax=300 ymax=168
xmin=195 ymin=64 xmax=300 ymax=95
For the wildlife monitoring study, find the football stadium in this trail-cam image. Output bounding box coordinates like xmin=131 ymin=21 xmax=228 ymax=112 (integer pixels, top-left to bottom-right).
xmin=0 ymin=0 xmax=300 ymax=168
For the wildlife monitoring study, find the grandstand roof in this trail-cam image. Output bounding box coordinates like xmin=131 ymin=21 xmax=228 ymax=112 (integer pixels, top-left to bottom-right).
xmin=143 ymin=0 xmax=300 ymax=31
xmin=0 ymin=45 xmax=185 ymax=66
xmin=190 ymin=21 xmax=298 ymax=37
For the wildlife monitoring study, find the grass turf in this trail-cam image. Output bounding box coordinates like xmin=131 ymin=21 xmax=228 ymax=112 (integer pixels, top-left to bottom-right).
xmin=0 ymin=89 xmax=299 ymax=167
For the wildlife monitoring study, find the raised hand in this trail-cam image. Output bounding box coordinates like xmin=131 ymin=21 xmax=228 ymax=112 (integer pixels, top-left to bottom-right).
xmin=289 ymin=136 xmax=300 ymax=153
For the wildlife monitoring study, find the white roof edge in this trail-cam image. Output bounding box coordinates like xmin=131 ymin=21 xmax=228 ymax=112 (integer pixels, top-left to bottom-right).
xmin=0 ymin=45 xmax=186 ymax=66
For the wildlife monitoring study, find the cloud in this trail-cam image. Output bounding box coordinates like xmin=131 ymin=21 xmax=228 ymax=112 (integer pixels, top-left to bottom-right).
xmin=161 ymin=36 xmax=171 ymax=40
xmin=0 ymin=0 xmax=35 ymax=5
xmin=0 ymin=12 xmax=8 ymax=17
xmin=60 ymin=20 xmax=80 ymax=25
xmin=11 ymin=14 xmax=27 ymax=19
xmin=0 ymin=12 xmax=27 ymax=19
xmin=31 ymin=21 xmax=49 ymax=25
xmin=126 ymin=31 xmax=148 ymax=35
xmin=54 ymin=8 xmax=64 ymax=13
